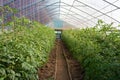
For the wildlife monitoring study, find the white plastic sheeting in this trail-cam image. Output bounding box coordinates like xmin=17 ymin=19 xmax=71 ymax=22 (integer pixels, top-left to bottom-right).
xmin=1 ymin=0 xmax=120 ymax=28
xmin=59 ymin=0 xmax=120 ymax=28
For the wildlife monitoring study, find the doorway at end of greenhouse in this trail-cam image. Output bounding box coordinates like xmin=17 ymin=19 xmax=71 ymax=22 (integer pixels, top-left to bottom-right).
xmin=55 ymin=29 xmax=62 ymax=40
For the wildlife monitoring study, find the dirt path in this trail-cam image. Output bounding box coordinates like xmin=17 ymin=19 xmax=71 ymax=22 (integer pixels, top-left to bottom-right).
xmin=38 ymin=40 xmax=84 ymax=80
xmin=55 ymin=40 xmax=71 ymax=80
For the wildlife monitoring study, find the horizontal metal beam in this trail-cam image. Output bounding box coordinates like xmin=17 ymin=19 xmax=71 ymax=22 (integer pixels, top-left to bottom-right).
xmin=4 ymin=0 xmax=45 ymax=12
xmin=18 ymin=0 xmax=44 ymax=11
xmin=61 ymin=2 xmax=99 ymax=19
xmin=63 ymin=18 xmax=87 ymax=27
xmin=31 ymin=12 xmax=58 ymax=20
xmin=39 ymin=9 xmax=91 ymax=26
xmin=25 ymin=4 xmax=93 ymax=26
xmin=41 ymin=13 xmax=87 ymax=26
xmin=65 ymin=0 xmax=76 ymax=17
xmin=62 ymin=16 xmax=89 ymax=27
xmin=86 ymin=0 xmax=119 ymax=17
xmin=61 ymin=7 xmax=96 ymax=24
xmin=40 ymin=10 xmax=90 ymax=26
xmin=28 ymin=6 xmax=59 ymax=18
xmin=84 ymin=0 xmax=119 ymax=22
xmin=61 ymin=10 xmax=91 ymax=25
xmin=28 ymin=2 xmax=95 ymax=23
xmin=24 ymin=2 xmax=59 ymax=16
xmin=3 ymin=0 xmax=16 ymax=6
xmin=41 ymin=13 xmax=61 ymax=22
xmin=86 ymin=8 xmax=118 ymax=22
xmin=34 ymin=5 xmax=86 ymax=7
xmin=27 ymin=7 xmax=59 ymax=22
xmin=22 ymin=1 xmax=98 ymax=22
xmin=40 ymin=13 xmax=59 ymax=23
xmin=103 ymin=0 xmax=120 ymax=9
xmin=76 ymin=0 xmax=120 ymax=23
xmin=6 ymin=1 xmax=97 ymax=24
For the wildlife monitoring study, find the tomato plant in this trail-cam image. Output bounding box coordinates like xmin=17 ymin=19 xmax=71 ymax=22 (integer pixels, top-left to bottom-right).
xmin=0 ymin=18 xmax=55 ymax=80
xmin=62 ymin=20 xmax=120 ymax=80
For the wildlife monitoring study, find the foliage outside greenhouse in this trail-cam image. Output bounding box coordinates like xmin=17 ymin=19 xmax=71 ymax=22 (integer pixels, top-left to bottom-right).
xmin=62 ymin=20 xmax=120 ymax=80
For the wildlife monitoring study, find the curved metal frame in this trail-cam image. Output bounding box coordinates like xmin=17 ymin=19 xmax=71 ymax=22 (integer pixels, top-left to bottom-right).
xmin=2 ymin=0 xmax=120 ymax=27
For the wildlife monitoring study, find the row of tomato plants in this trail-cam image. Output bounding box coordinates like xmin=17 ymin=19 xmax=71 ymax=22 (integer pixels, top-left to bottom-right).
xmin=62 ymin=20 xmax=120 ymax=80
xmin=0 ymin=18 xmax=55 ymax=80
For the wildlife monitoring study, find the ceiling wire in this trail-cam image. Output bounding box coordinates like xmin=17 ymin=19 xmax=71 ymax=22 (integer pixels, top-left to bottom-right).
xmin=91 ymin=0 xmax=119 ymax=15
xmin=85 ymin=0 xmax=119 ymax=23
xmin=64 ymin=0 xmax=76 ymax=19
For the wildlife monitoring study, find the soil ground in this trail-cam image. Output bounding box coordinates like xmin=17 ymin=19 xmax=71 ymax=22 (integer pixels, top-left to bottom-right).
xmin=38 ymin=40 xmax=84 ymax=80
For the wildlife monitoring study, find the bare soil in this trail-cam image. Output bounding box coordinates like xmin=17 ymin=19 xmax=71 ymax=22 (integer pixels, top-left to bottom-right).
xmin=38 ymin=40 xmax=84 ymax=80
xmin=55 ymin=40 xmax=70 ymax=80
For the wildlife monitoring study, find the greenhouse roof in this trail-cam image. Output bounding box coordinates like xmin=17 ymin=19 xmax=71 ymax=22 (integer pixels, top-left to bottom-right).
xmin=0 ymin=0 xmax=120 ymax=28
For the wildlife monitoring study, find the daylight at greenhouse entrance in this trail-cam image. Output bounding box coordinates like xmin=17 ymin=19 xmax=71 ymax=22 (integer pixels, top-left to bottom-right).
xmin=0 ymin=0 xmax=120 ymax=80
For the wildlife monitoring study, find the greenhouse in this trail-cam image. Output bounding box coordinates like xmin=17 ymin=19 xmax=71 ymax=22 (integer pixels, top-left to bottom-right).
xmin=0 ymin=0 xmax=120 ymax=80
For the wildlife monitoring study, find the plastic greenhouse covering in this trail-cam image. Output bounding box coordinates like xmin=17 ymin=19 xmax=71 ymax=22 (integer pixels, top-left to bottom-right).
xmin=0 ymin=0 xmax=120 ymax=28
xmin=0 ymin=1 xmax=120 ymax=80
